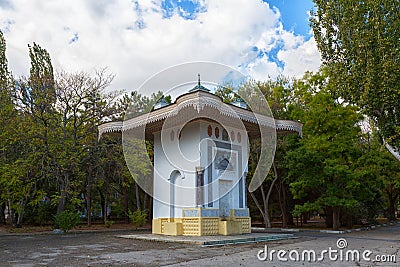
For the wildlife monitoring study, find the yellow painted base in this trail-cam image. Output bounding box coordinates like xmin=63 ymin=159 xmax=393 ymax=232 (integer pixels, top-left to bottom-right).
xmin=234 ymin=217 xmax=251 ymax=234
xmin=164 ymin=222 xmax=183 ymax=236
xmin=218 ymin=220 xmax=242 ymax=235
xmin=152 ymin=216 xmax=251 ymax=236
xmin=152 ymin=218 xmax=162 ymax=234
xmin=182 ymin=217 xmax=219 ymax=236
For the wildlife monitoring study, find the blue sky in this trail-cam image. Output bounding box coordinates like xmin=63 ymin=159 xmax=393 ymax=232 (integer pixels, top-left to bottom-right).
xmin=0 ymin=0 xmax=321 ymax=92
xmin=161 ymin=0 xmax=314 ymax=36
xmin=266 ymin=0 xmax=314 ymax=37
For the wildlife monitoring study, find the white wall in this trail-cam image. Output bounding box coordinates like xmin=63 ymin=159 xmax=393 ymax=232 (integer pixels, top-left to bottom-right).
xmin=153 ymin=119 xmax=250 ymax=219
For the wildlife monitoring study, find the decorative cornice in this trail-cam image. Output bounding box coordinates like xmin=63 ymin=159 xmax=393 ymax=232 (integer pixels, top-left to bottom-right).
xmin=275 ymin=119 xmax=303 ymax=137
xmin=98 ymin=91 xmax=303 ymax=138
xmin=98 ymin=121 xmax=123 ymax=136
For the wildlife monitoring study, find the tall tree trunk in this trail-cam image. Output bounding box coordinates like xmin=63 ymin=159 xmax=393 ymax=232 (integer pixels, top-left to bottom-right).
xmin=98 ymin=187 xmax=105 ymax=221
xmin=148 ymin=195 xmax=153 ymax=221
xmin=87 ymin=165 xmax=92 ymax=227
xmin=57 ymin=185 xmax=67 ymax=214
xmin=260 ymin=183 xmax=270 ymax=228
xmin=276 ymin=182 xmax=287 ymax=228
xmin=282 ymin=183 xmax=295 ymax=226
xmin=16 ymin=197 xmax=26 ymax=227
xmin=332 ymin=206 xmax=340 ymax=230
xmin=7 ymin=199 xmax=13 ymax=225
xmin=260 ymin=183 xmax=271 ymax=228
xmin=135 ymin=182 xmax=141 ymax=210
xmin=122 ymin=177 xmax=128 ymax=223
xmin=57 ymin=173 xmax=69 ymax=214
xmin=250 ymin=191 xmax=265 ymax=225
xmin=0 ymin=203 xmax=6 ymax=224
xmin=143 ymin=193 xmax=148 ymax=211
xmin=387 ymin=191 xmax=398 ymax=221
xmin=103 ymin=197 xmax=107 ymax=223
xmin=250 ymin=162 xmax=279 ymax=229
xmin=324 ymin=207 xmax=333 ymax=228
xmin=264 ymin=163 xmax=279 ymax=228
xmin=302 ymin=212 xmax=308 ymax=224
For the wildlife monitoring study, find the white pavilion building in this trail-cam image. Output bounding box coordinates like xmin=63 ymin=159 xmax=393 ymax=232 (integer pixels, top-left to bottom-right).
xmin=99 ymin=81 xmax=302 ymax=236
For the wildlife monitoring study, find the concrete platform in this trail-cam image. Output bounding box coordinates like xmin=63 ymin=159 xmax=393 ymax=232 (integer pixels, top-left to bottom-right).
xmin=117 ymin=232 xmax=296 ymax=247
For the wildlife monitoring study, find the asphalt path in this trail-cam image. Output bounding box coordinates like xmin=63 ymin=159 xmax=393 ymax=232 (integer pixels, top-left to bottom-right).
xmin=1 ymin=224 xmax=399 ymax=266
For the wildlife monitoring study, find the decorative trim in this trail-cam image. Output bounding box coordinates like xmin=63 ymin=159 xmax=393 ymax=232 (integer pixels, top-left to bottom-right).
xmin=98 ymin=91 xmax=303 ymax=138
xmin=232 ymin=208 xmax=249 ymax=217
xmin=201 ymin=209 xmax=219 ymax=217
xmin=182 ymin=208 xmax=219 ymax=218
xmin=183 ymin=210 xmax=199 ymax=217
xmin=275 ymin=119 xmax=303 ymax=137
xmin=98 ymin=121 xmax=123 ymax=138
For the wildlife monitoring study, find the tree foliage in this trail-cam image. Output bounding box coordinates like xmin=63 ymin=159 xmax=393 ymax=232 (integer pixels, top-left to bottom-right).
xmin=0 ymin=28 xmax=399 ymax=231
xmin=286 ymin=70 xmax=375 ymax=229
xmin=311 ymin=0 xmax=400 ymax=148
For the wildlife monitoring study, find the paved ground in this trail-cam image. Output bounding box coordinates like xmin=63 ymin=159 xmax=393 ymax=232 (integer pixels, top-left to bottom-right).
xmin=1 ymin=224 xmax=399 ymax=266
xmin=117 ymin=232 xmax=295 ymax=245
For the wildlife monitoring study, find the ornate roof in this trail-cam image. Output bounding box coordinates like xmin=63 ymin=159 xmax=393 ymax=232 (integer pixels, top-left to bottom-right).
xmin=98 ymin=90 xmax=303 ymax=139
xmin=188 ymin=74 xmax=210 ymax=93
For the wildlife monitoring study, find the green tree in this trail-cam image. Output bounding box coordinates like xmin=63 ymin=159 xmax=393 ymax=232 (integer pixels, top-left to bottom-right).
xmin=246 ymin=79 xmax=294 ymax=228
xmin=0 ymin=30 xmax=26 ymax=226
xmin=116 ymin=91 xmax=169 ymax=214
xmin=311 ymin=0 xmax=400 ymax=154
xmin=356 ymin=133 xmax=400 ymax=221
xmin=16 ymin=43 xmax=59 ymax=220
xmin=0 ymin=30 xmax=11 ymax=87
xmin=54 ymin=69 xmax=119 ymax=224
xmin=215 ymin=79 xmax=301 ymax=228
xmin=0 ymin=30 xmax=11 ymax=199
xmin=287 ymin=71 xmax=366 ymax=230
xmin=13 ymin=44 xmax=120 ymax=225
xmin=28 ymin=43 xmax=55 ymax=111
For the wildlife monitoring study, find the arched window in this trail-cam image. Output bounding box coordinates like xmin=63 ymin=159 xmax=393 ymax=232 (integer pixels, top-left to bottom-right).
xmin=169 ymin=170 xmax=183 ymax=218
xmin=231 ymin=130 xmax=235 ymax=142
xmin=222 ymin=129 xmax=229 ymax=141
xmin=215 ymin=127 xmax=220 ymax=139
xmin=207 ymin=125 xmax=212 ymax=137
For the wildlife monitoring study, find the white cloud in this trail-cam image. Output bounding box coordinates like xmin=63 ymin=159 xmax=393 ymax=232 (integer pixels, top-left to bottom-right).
xmin=0 ymin=0 xmax=321 ymax=92
xmin=278 ymin=36 xmax=321 ymax=78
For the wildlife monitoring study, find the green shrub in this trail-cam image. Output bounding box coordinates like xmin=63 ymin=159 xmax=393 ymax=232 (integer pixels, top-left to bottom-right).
xmin=104 ymin=220 xmax=114 ymax=228
xmin=36 ymin=202 xmax=56 ymax=225
xmin=54 ymin=210 xmax=80 ymax=232
xmin=128 ymin=209 xmax=148 ymax=228
xmin=110 ymin=202 xmax=125 ymax=220
xmin=22 ymin=201 xmax=57 ymax=226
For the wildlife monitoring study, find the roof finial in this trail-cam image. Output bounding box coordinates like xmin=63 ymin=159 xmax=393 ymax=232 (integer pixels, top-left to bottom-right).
xmin=188 ymin=73 xmax=210 ymax=93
